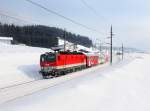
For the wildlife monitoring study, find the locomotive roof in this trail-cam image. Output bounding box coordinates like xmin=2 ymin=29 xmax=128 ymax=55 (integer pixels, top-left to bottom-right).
xmin=44 ymin=51 xmax=84 ymax=55
xmin=83 ymin=52 xmax=99 ymax=56
xmin=58 ymin=51 xmax=84 ymax=55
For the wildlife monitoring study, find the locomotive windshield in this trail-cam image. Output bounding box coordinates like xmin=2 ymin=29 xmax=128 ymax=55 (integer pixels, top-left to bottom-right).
xmin=40 ymin=53 xmax=56 ymax=62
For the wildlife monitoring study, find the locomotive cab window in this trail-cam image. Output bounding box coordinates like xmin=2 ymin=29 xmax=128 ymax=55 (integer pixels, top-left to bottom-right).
xmin=40 ymin=55 xmax=46 ymax=62
xmin=46 ymin=54 xmax=56 ymax=62
xmin=40 ymin=54 xmax=56 ymax=62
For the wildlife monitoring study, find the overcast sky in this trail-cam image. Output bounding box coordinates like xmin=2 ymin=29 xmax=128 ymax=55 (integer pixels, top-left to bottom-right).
xmin=1 ymin=0 xmax=150 ymax=51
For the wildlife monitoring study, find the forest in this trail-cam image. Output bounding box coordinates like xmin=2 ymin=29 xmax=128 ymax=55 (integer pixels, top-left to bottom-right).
xmin=0 ymin=23 xmax=93 ymax=48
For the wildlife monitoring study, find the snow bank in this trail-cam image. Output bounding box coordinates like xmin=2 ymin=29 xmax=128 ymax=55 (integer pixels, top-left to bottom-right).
xmin=0 ymin=43 xmax=50 ymax=88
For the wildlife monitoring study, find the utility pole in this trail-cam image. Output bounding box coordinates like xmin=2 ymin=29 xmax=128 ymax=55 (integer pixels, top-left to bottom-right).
xmin=99 ymin=44 xmax=102 ymax=52
xmin=63 ymin=30 xmax=66 ymax=51
xmin=99 ymin=40 xmax=102 ymax=52
xmin=122 ymin=43 xmax=124 ymax=60
xmin=110 ymin=25 xmax=113 ymax=65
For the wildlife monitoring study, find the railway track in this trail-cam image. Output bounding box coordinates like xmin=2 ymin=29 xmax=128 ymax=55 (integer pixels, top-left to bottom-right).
xmin=0 ymin=73 xmax=80 ymax=104
xmin=0 ymin=63 xmax=110 ymax=105
xmin=0 ymin=79 xmax=42 ymax=90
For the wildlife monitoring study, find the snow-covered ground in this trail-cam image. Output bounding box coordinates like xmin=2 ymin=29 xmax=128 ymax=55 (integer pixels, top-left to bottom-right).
xmin=1 ymin=43 xmax=149 ymax=111
xmin=0 ymin=53 xmax=149 ymax=111
xmin=0 ymin=43 xmax=113 ymax=105
xmin=0 ymin=43 xmax=50 ymax=88
xmin=0 ymin=42 xmax=112 ymax=89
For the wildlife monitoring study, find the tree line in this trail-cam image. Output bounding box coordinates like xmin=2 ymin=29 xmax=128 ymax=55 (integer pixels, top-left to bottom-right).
xmin=0 ymin=23 xmax=93 ymax=48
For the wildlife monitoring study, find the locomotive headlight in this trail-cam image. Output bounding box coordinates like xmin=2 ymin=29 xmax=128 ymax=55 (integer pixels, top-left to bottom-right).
xmin=43 ymin=67 xmax=48 ymax=71
xmin=47 ymin=67 xmax=53 ymax=71
xmin=41 ymin=67 xmax=44 ymax=70
xmin=42 ymin=66 xmax=54 ymax=72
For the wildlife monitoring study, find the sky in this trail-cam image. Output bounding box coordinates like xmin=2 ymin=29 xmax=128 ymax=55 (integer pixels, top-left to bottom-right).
xmin=0 ymin=0 xmax=150 ymax=51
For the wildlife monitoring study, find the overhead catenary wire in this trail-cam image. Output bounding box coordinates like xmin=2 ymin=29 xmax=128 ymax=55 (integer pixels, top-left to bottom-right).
xmin=79 ymin=0 xmax=113 ymax=50
xmin=80 ymin=0 xmax=111 ymax=25
xmin=25 ymin=0 xmax=106 ymax=36
xmin=0 ymin=11 xmax=38 ymax=25
xmin=80 ymin=0 xmax=123 ymax=55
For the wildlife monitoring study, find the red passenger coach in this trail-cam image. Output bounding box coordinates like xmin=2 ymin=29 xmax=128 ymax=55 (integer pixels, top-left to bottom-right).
xmin=85 ymin=53 xmax=99 ymax=67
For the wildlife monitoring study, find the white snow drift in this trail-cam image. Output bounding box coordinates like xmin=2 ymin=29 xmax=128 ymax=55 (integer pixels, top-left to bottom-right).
xmin=0 ymin=43 xmax=50 ymax=88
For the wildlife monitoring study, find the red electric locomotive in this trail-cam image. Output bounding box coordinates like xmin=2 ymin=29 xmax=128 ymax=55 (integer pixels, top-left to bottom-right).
xmin=40 ymin=51 xmax=86 ymax=78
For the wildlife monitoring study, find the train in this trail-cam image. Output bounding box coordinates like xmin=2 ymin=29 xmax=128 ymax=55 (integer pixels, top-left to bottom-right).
xmin=40 ymin=51 xmax=109 ymax=78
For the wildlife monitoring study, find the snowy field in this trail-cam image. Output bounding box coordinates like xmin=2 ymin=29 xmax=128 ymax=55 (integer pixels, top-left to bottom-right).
xmin=0 ymin=43 xmax=114 ymax=105
xmin=1 ymin=43 xmax=150 ymax=111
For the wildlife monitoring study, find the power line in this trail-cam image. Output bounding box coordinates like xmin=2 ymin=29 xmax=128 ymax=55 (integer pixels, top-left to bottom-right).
xmin=80 ymin=0 xmax=111 ymax=25
xmin=80 ymin=1 xmax=122 ymax=58
xmin=80 ymin=0 xmax=112 ymax=45
xmin=25 ymin=0 xmax=106 ymax=35
xmin=0 ymin=12 xmax=37 ymax=24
